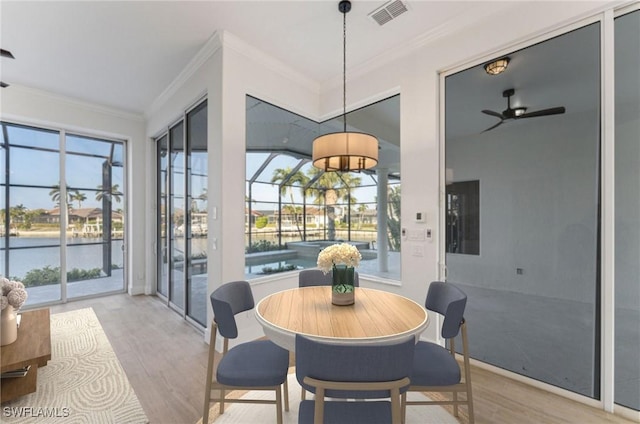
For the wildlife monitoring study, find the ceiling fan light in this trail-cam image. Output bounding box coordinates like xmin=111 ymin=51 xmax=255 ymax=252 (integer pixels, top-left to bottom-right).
xmin=514 ymin=107 xmax=527 ymax=117
xmin=484 ymin=57 xmax=510 ymax=75
xmin=313 ymin=132 xmax=378 ymax=172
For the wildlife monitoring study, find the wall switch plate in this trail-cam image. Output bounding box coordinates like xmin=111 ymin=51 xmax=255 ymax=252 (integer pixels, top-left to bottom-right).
xmin=415 ymin=212 xmax=426 ymax=223
xmin=408 ymin=229 xmax=425 ymax=241
xmin=412 ymin=245 xmax=424 ymax=257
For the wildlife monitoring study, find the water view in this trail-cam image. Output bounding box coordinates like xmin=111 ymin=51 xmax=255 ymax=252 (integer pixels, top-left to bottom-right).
xmin=2 ymin=236 xmax=124 ymax=281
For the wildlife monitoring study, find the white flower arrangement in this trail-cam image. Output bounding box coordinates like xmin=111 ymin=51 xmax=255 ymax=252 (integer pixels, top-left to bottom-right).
xmin=1 ymin=276 xmax=28 ymax=311
xmin=317 ymin=243 xmax=362 ymax=273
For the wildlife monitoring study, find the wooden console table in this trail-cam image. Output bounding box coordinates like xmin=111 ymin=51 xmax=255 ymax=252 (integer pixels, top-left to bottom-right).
xmin=1 ymin=308 xmax=51 ymax=403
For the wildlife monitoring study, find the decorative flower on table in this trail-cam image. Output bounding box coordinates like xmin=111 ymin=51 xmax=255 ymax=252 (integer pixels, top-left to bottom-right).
xmin=1 ymin=276 xmax=28 ymax=312
xmin=317 ymin=243 xmax=362 ymax=273
xmin=317 ymin=243 xmax=362 ymax=296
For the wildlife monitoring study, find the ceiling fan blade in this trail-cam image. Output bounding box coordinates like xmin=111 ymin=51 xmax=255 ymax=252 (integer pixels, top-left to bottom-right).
xmin=482 ymin=109 xmax=504 ymax=119
xmin=0 ymin=81 xmax=8 ymax=88
xmin=0 ymin=49 xmax=14 ymax=59
xmin=482 ymin=120 xmax=504 ymax=133
xmin=519 ymin=107 xmax=565 ymax=118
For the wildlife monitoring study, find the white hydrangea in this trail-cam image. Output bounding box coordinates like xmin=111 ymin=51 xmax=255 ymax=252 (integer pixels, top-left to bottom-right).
xmin=317 ymin=243 xmax=362 ymax=273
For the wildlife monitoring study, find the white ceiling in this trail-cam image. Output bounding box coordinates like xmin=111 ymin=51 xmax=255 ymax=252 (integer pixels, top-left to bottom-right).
xmin=0 ymin=1 xmax=515 ymax=115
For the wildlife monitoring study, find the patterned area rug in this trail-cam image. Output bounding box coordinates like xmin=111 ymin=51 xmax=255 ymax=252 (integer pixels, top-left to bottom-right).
xmin=2 ymin=308 xmax=148 ymax=423
xmin=198 ymin=373 xmax=460 ymax=424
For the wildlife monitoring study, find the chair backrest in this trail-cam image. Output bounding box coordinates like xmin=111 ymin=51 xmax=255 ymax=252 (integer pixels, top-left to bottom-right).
xmin=295 ymin=335 xmax=415 ymax=399
xmin=298 ymin=269 xmax=332 ymax=287
xmin=210 ymin=280 xmax=255 ymax=339
xmin=298 ymin=269 xmax=360 ymax=288
xmin=425 ymin=281 xmax=467 ymax=339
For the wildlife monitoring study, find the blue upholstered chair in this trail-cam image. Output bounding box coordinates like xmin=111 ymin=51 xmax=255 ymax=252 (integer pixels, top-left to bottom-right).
xmin=297 ymin=268 xmax=360 ymax=401
xmin=298 ymin=269 xmax=360 ymax=287
xmin=295 ymin=335 xmax=415 ymax=424
xmin=403 ymin=281 xmax=474 ymax=423
xmin=203 ymin=281 xmax=289 ymax=424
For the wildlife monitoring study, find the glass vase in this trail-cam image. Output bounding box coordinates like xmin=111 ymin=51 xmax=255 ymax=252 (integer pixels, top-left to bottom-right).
xmin=332 ymin=265 xmax=355 ymax=306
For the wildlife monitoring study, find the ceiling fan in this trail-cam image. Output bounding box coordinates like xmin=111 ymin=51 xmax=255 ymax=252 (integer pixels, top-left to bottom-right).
xmin=1 ymin=48 xmax=15 ymax=88
xmin=481 ymin=88 xmax=566 ymax=132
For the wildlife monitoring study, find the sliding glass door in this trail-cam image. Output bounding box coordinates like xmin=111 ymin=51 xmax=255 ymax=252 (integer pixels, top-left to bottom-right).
xmin=1 ymin=122 xmax=126 ymax=306
xmin=156 ymin=99 xmax=207 ymax=327
xmin=444 ymin=23 xmax=601 ymax=398
xmin=614 ymin=9 xmax=640 ymax=411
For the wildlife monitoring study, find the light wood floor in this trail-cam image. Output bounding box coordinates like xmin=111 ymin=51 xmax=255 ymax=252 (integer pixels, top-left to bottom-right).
xmin=49 ymin=293 xmax=635 ymax=424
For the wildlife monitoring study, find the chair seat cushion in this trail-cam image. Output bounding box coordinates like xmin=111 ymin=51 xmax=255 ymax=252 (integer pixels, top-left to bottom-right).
xmin=299 ymin=400 xmax=392 ymax=424
xmin=216 ymin=340 xmax=288 ymax=387
xmin=410 ymin=341 xmax=461 ymax=386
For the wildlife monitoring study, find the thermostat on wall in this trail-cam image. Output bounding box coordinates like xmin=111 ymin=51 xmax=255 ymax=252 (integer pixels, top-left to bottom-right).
xmin=415 ymin=212 xmax=426 ymax=223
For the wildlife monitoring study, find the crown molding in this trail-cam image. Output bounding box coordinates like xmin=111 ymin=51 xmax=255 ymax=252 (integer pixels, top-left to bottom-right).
xmin=4 ymin=84 xmax=144 ymax=122
xmin=145 ymin=31 xmax=223 ymax=118
xmin=221 ymin=30 xmax=320 ymax=96
xmin=322 ymin=2 xmax=518 ymax=92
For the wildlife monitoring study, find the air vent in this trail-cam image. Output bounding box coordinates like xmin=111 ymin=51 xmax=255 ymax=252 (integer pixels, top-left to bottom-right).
xmin=369 ymin=0 xmax=408 ymax=26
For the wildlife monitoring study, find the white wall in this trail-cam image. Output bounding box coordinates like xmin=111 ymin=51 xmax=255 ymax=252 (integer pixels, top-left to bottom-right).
xmin=0 ymin=85 xmax=147 ymax=295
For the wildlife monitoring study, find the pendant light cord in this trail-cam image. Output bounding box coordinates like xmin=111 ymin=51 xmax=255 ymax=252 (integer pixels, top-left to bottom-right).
xmin=342 ymin=7 xmax=347 ymax=133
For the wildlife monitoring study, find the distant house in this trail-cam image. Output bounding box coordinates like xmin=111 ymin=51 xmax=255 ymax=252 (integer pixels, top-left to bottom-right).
xmin=244 ymin=208 xmax=264 ymax=226
xmin=45 ymin=208 xmax=123 ymax=236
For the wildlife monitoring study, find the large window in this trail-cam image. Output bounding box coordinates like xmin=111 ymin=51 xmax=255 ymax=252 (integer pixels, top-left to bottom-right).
xmin=1 ymin=122 xmax=126 ymax=306
xmin=245 ymin=96 xmax=401 ymax=280
xmin=155 ymin=99 xmax=208 ymax=327
xmin=445 ymin=23 xmax=601 ymax=398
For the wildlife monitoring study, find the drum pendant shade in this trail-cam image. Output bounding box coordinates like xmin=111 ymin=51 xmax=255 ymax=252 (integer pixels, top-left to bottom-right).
xmin=312 ymin=0 xmax=378 ymax=172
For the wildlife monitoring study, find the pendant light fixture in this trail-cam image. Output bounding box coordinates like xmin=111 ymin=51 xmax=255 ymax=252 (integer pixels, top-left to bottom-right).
xmin=312 ymin=0 xmax=378 ymax=172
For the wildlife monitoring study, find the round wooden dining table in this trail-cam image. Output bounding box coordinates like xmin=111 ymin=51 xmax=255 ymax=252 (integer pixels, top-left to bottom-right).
xmin=255 ymin=286 xmax=429 ymax=351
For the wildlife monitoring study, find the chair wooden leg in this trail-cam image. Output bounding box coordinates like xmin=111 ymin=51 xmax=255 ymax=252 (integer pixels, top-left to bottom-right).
xmin=283 ymin=378 xmax=289 ymax=412
xmin=301 ymin=387 xmax=306 ymax=400
xmin=462 ymin=322 xmax=475 ymax=424
xmin=276 ymin=386 xmax=283 ymax=424
xmin=203 ymin=322 xmax=218 ymax=424
xmin=203 ymin=375 xmax=212 ymax=423
xmin=313 ymin=387 xmax=325 ymax=424
xmin=220 ymin=389 xmax=226 ymax=414
xmin=467 ymin=384 xmax=475 ymax=424
xmin=391 ymin=388 xmax=401 ymax=424
xmin=453 ymin=390 xmax=459 ymax=417
xmin=401 ymin=392 xmax=406 ymax=424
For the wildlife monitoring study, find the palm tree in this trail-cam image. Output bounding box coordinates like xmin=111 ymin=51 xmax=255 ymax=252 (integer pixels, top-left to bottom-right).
xmin=96 ymin=184 xmax=123 ymax=203
xmin=271 ymin=167 xmax=309 ymax=239
xmin=9 ymin=204 xmax=27 ymax=228
xmin=357 ymin=204 xmax=368 ymax=230
xmin=305 ymin=169 xmax=361 ymax=241
xmin=49 ymin=183 xmax=72 ymax=209
xmin=71 ymin=190 xmax=87 ymax=209
xmin=49 ymin=183 xmax=73 ymax=228
xmin=387 ymin=185 xmax=401 ymax=251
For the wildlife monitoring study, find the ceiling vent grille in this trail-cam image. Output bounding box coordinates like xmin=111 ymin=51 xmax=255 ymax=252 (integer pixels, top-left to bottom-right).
xmin=369 ymin=0 xmax=409 ymax=26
